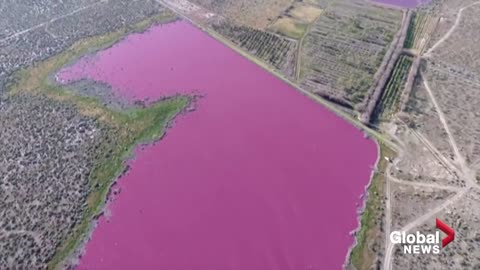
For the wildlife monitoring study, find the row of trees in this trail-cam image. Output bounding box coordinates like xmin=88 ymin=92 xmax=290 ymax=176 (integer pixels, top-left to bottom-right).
xmin=359 ymin=10 xmax=413 ymax=123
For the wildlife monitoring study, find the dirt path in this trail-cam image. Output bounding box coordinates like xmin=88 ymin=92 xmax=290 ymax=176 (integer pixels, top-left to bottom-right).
xmin=421 ymin=77 xmax=462 ymax=164
xmin=396 ymin=118 xmax=461 ymax=181
xmin=382 ymin=71 xmax=478 ymax=270
xmin=295 ymin=13 xmax=322 ymax=81
xmin=385 ymin=163 xmax=393 ymax=252
xmin=295 ymin=31 xmax=306 ymax=81
xmin=421 ymin=75 xmax=479 ymax=190
xmin=424 ymin=1 xmax=480 ymax=57
xmin=383 ymin=187 xmax=468 ymax=270
xmin=389 ymin=174 xmax=461 ymax=191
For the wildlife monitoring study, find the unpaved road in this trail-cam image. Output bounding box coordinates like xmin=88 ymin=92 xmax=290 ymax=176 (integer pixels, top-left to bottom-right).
xmin=383 ymin=188 xmax=468 ymax=269
xmin=424 ymin=1 xmax=480 ymax=56
xmin=0 ymin=0 xmax=106 ymax=43
xmin=383 ymin=5 xmax=480 ymax=264
xmin=389 ymin=174 xmax=461 ymax=191
xmin=422 ymin=76 xmax=479 ymax=189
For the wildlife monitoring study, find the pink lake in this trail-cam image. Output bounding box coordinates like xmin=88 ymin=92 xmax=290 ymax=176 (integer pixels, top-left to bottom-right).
xmin=58 ymin=21 xmax=378 ymax=270
xmin=372 ymin=0 xmax=430 ymax=8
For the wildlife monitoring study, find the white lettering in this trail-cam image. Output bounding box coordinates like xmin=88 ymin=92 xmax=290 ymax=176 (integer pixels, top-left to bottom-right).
xmin=406 ymin=234 xmax=415 ymax=244
xmin=426 ymin=233 xmax=435 ymax=244
xmin=390 ymin=231 xmax=402 ymax=244
xmin=417 ymin=231 xmax=426 ymax=244
xmin=391 ymin=230 xmax=443 ymax=254
xmin=421 ymin=245 xmax=432 ymax=253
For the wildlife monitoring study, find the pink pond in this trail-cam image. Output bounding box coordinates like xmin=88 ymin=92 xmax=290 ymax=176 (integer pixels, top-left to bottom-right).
xmin=58 ymin=21 xmax=377 ymax=270
xmin=373 ymin=0 xmax=429 ymax=8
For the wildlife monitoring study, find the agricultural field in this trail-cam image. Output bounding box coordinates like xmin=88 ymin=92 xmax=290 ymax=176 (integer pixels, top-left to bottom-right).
xmin=268 ymin=17 xmax=308 ymax=39
xmin=267 ymin=2 xmax=323 ymax=39
xmin=188 ymin=0 xmax=295 ymax=29
xmin=289 ymin=4 xmax=323 ymax=22
xmin=372 ymin=55 xmax=413 ymax=123
xmin=403 ymin=11 xmax=437 ymax=52
xmin=211 ymin=20 xmax=298 ymax=77
xmin=299 ymin=0 xmax=403 ymax=110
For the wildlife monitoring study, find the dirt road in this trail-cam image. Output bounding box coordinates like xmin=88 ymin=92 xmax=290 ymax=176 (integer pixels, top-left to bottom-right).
xmin=425 ymin=1 xmax=480 ymax=56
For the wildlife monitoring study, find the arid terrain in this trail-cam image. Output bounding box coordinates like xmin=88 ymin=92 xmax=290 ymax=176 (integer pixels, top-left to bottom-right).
xmin=1 ymin=0 xmax=480 ymax=269
xmin=0 ymin=92 xmax=104 ymax=268
xmin=383 ymin=0 xmax=480 ymax=269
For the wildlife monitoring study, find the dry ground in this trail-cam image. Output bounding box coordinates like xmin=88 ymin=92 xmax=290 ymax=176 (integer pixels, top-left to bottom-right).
xmin=0 ymin=93 xmax=104 ymax=269
xmin=390 ymin=182 xmax=456 ymax=230
xmin=3 ymin=0 xmax=480 ymax=269
xmin=382 ymin=1 xmax=480 ymax=269
xmin=188 ymin=0 xmax=295 ymax=29
xmin=393 ymin=189 xmax=480 ymax=269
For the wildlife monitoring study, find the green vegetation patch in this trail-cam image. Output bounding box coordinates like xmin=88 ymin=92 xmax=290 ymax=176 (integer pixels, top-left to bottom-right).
xmin=289 ymin=5 xmax=323 ymax=23
xmin=269 ymin=17 xmax=308 ymax=39
xmin=372 ymin=55 xmax=413 ymax=122
xmin=404 ymin=12 xmax=417 ymax=49
xmin=404 ymin=11 xmax=431 ymax=50
xmin=7 ymin=11 xmax=189 ymax=270
xmin=349 ymin=143 xmax=396 ymax=270
xmin=337 ymin=70 xmax=373 ymax=105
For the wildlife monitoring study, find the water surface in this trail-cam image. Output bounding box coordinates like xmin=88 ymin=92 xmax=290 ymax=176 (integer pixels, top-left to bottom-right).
xmin=373 ymin=0 xmax=429 ymax=8
xmin=59 ymin=21 xmax=378 ymax=270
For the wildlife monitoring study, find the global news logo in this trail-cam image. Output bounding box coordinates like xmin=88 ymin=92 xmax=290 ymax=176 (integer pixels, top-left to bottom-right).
xmin=389 ymin=218 xmax=455 ymax=254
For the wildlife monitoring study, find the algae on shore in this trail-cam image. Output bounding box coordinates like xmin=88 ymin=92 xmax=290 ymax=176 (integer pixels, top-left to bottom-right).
xmin=349 ymin=143 xmax=396 ymax=270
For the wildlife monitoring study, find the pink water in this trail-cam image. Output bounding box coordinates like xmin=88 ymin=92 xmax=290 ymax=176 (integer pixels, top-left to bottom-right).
xmin=58 ymin=21 xmax=378 ymax=270
xmin=373 ymin=0 xmax=429 ymax=8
